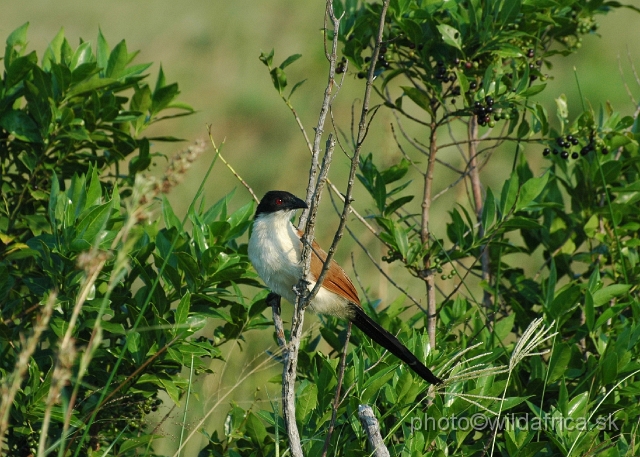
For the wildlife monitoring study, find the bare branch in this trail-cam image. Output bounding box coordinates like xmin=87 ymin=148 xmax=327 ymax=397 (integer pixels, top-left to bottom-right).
xmin=312 ymin=0 xmax=391 ymax=298
xmin=299 ymin=0 xmax=343 ymax=228
xmin=207 ymin=126 xmax=259 ymax=203
xmin=358 ymin=405 xmax=391 ymax=457
xmin=467 ymin=117 xmax=492 ymax=312
xmin=277 ymin=2 xmax=391 ymax=455
xmin=421 ymin=116 xmax=439 ymax=350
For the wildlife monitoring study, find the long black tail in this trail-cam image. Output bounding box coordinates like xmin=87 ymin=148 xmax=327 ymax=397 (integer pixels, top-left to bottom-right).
xmin=349 ymin=304 xmax=443 ymax=385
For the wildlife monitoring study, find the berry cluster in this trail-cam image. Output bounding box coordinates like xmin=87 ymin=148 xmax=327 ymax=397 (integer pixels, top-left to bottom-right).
xmin=435 ymin=60 xmax=456 ymax=84
xmin=542 ymin=134 xmax=608 ymax=159
xmin=89 ymin=393 xmax=163 ymax=450
xmin=473 ymin=96 xmax=495 ymax=127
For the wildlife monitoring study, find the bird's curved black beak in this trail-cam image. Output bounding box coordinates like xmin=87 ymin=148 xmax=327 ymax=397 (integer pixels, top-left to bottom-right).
xmin=290 ymin=196 xmax=308 ymax=210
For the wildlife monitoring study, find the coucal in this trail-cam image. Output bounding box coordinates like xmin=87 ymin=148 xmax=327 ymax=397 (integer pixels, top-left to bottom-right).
xmin=248 ymin=190 xmax=442 ymax=385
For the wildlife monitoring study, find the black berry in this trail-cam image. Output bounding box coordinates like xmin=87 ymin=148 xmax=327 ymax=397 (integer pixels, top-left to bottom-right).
xmin=571 ymin=152 xmax=579 ymax=159
xmin=543 ymin=148 xmax=550 ymax=156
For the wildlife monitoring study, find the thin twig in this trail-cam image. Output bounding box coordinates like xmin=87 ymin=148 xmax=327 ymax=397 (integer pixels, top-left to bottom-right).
xmin=422 ymin=116 xmax=439 ymax=350
xmin=467 ymin=117 xmax=492 ymax=312
xmin=207 ymin=126 xmax=259 ymax=203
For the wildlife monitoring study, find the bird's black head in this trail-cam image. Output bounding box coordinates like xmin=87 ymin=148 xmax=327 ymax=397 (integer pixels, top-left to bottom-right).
xmin=255 ymin=191 xmax=308 ymax=217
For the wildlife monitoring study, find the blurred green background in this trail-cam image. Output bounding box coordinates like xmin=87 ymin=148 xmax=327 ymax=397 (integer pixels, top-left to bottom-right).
xmin=3 ymin=1 xmax=639 ymax=453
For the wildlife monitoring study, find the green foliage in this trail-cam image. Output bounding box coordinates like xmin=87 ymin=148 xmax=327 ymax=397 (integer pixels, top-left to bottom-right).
xmin=0 ymin=25 xmax=270 ymax=456
xmin=4 ymin=1 xmax=640 ymax=455
xmin=234 ymin=1 xmax=640 ymax=456
xmin=0 ymin=23 xmax=192 ymax=248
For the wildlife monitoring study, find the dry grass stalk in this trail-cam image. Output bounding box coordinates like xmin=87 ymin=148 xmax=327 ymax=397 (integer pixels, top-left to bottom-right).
xmin=0 ymin=292 xmax=56 ymax=455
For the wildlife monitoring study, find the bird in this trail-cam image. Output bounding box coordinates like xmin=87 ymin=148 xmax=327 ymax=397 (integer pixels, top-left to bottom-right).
xmin=248 ymin=190 xmax=442 ymax=385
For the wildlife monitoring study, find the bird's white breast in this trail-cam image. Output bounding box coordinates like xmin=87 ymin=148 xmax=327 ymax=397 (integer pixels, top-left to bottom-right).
xmin=248 ymin=211 xmax=303 ymax=304
xmin=247 ymin=211 xmax=350 ymax=317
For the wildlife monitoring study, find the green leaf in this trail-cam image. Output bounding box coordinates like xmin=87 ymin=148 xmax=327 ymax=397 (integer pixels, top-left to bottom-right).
xmin=279 ymin=53 xmax=302 ymax=69
xmin=65 ymin=76 xmax=119 ymax=98
xmin=482 ymin=188 xmax=497 ymax=229
xmin=592 ymin=284 xmax=631 ymax=307
xmin=162 ymin=195 xmax=182 ymax=230
xmin=70 ymin=41 xmax=94 ymax=70
xmin=129 ymin=138 xmax=151 ymax=174
xmin=519 ymin=83 xmax=546 ymax=98
xmin=176 ymin=292 xmax=191 ymax=325
xmin=556 ymin=94 xmax=569 ymax=125
xmin=361 ymin=366 xmax=395 ymax=403
xmin=157 ymin=373 xmax=182 ymax=405
xmin=74 ymin=200 xmax=112 ymax=247
xmin=500 ymin=172 xmax=519 ymax=217
xmin=392 ymin=223 xmax=410 ymax=259
xmin=436 ymin=24 xmax=463 ymax=51
xmin=401 ymin=86 xmax=432 ymax=113
xmin=127 ymin=331 xmax=142 ymax=362
xmin=5 ymin=22 xmax=29 ymax=69
xmin=42 ymin=29 xmax=66 ymax=69
xmin=548 ymin=343 xmax=571 ymax=383
xmin=601 ymin=351 xmax=618 ymax=385
xmin=384 ymin=195 xmax=413 ymax=216
xmin=152 ymin=83 xmax=180 ymax=115
xmin=533 ymin=103 xmax=549 ymax=136
xmin=494 ymin=313 xmax=515 ymax=342
xmin=567 ymin=391 xmax=589 ymax=419
xmin=0 ymin=110 xmax=42 ymax=143
xmin=259 ymin=49 xmax=274 ymax=67
xmin=584 ymin=290 xmax=595 ymax=331
xmin=288 ymin=78 xmax=307 ymax=100
xmin=6 ymin=22 xmax=29 ymax=49
xmin=245 ymin=412 xmax=269 ymax=445
xmin=517 ymin=119 xmax=530 ymax=138
xmin=48 ymin=172 xmax=60 ymax=230
xmin=96 ymin=29 xmax=110 ymax=73
xmin=516 ymin=173 xmax=549 ymax=212
xmin=295 ymin=381 xmax=318 ymax=422
xmin=380 ymin=158 xmax=410 ymax=184
xmin=5 ymin=52 xmax=37 ymax=88
xmin=270 ymin=67 xmax=287 ymax=93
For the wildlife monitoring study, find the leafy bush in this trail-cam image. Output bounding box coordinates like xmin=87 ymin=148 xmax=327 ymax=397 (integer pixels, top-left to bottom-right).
xmin=204 ymin=1 xmax=640 ymax=456
xmin=0 ymin=25 xmax=267 ymax=456
xmin=3 ymin=0 xmax=640 ymax=455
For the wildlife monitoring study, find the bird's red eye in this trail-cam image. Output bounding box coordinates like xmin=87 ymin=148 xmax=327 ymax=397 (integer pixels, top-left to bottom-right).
xmin=275 ymin=198 xmax=283 ymax=205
